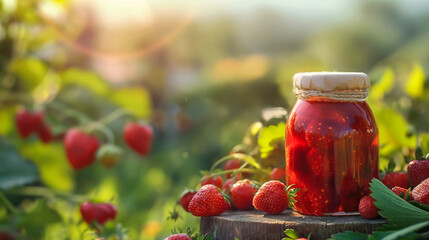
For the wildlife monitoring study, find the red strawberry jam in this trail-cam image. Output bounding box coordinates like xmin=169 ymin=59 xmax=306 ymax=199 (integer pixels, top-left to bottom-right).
xmin=286 ymin=72 xmax=379 ymax=216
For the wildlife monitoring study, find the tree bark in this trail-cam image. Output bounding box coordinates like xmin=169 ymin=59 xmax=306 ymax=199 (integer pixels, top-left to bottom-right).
xmin=200 ymin=210 xmax=386 ymax=240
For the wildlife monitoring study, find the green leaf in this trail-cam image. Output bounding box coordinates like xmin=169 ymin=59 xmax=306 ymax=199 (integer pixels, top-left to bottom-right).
xmin=380 ymin=221 xmax=429 ymax=240
xmin=415 ymin=146 xmax=424 ymax=160
xmin=112 ymin=87 xmax=152 ymax=119
xmin=409 ymin=201 xmax=429 ymax=212
xmin=420 ymin=134 xmax=429 ymax=155
xmin=21 ymin=142 xmax=74 ymax=191
xmin=405 ymin=64 xmax=425 ymax=98
xmin=229 ymin=153 xmax=260 ymax=169
xmin=329 ymin=231 xmax=368 ymax=240
xmin=0 ymin=137 xmax=39 ymax=190
xmin=374 ymin=107 xmax=416 ymax=151
xmin=370 ymin=179 xmax=429 ymax=227
xmin=60 ymin=68 xmax=111 ymax=96
xmin=17 ymin=200 xmax=62 ymax=238
xmin=370 ymin=68 xmax=394 ymax=100
xmin=9 ymin=57 xmax=47 ymax=91
xmin=284 ymin=229 xmax=299 ymax=239
xmin=0 ymin=107 xmax=15 ymax=136
xmin=258 ymin=122 xmax=285 ymax=159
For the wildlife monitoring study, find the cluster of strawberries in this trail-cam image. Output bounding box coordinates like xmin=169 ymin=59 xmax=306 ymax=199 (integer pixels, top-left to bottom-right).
xmin=15 ymin=107 xmax=153 ymax=170
xmin=177 ymin=158 xmax=295 ymax=218
xmin=359 ymin=156 xmax=429 ymax=219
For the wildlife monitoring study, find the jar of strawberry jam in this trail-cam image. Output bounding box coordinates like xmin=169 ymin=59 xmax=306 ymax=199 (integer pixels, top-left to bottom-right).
xmin=285 ymin=72 xmax=379 ymax=216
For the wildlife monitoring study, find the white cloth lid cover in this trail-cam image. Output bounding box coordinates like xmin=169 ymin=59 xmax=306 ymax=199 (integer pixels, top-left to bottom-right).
xmin=293 ymin=72 xmax=369 ymax=91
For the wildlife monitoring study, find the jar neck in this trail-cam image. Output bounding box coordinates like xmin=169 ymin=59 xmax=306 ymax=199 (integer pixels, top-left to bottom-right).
xmin=295 ymin=89 xmax=368 ymax=102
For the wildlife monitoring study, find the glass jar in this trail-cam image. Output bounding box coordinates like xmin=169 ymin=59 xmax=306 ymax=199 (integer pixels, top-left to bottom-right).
xmin=285 ymin=72 xmax=379 ymax=216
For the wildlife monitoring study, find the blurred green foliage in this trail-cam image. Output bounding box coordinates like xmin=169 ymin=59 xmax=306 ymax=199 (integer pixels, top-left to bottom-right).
xmin=0 ymin=0 xmax=429 ymax=239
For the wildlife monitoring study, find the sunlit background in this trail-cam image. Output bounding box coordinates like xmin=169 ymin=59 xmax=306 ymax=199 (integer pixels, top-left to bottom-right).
xmin=1 ymin=0 xmax=429 ymax=239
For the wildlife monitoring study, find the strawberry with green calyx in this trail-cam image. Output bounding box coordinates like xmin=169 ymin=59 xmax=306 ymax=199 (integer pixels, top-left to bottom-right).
xmin=358 ymin=195 xmax=379 ymax=220
xmin=188 ymin=184 xmax=229 ymax=217
xmin=201 ymin=175 xmax=223 ymax=189
xmin=412 ymin=178 xmax=429 ymax=205
xmin=391 ymin=186 xmax=413 ymax=201
xmin=179 ymin=189 xmax=197 ymax=212
xmin=282 ymin=229 xmax=310 ymax=240
xmin=64 ymin=129 xmax=100 ymax=170
xmin=230 ymin=179 xmax=259 ymax=210
xmin=252 ymin=180 xmax=298 ymax=215
xmin=96 ymin=144 xmax=123 ymax=168
xmin=123 ymin=122 xmax=153 ymax=156
xmin=407 ymin=146 xmax=429 ymax=187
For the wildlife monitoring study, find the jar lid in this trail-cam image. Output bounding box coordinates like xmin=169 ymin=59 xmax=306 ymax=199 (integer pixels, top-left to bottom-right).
xmin=293 ymin=72 xmax=369 ymax=101
xmin=293 ymin=72 xmax=369 ymax=91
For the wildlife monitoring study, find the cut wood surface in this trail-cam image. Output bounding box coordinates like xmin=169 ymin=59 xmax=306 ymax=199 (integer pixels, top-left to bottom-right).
xmin=200 ymin=209 xmax=386 ymax=240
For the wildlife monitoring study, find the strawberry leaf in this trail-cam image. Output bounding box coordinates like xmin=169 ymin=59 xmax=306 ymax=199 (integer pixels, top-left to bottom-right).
xmin=415 ymin=146 xmax=424 ymax=160
xmin=328 ymin=231 xmax=368 ymax=240
xmin=409 ymin=201 xmax=429 ymax=212
xmin=370 ymin=178 xmax=429 ymax=227
xmin=377 ymin=220 xmax=429 ymax=240
xmin=284 ymin=229 xmax=298 ymax=239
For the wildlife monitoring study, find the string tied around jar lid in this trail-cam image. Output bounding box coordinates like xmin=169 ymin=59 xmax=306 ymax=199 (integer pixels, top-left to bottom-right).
xmin=293 ymin=72 xmax=370 ymax=101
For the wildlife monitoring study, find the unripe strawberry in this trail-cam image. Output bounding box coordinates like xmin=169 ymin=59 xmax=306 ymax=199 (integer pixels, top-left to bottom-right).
xmin=96 ymin=144 xmax=123 ymax=168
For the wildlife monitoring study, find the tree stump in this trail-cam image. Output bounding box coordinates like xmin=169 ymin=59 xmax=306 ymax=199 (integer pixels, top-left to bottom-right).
xmin=200 ymin=210 xmax=386 ymax=240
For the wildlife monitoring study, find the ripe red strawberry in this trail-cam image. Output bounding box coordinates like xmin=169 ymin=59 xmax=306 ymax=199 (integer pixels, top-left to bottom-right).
xmin=64 ymin=129 xmax=100 ymax=170
xmin=253 ymin=180 xmax=295 ymax=214
xmin=382 ymin=172 xmax=410 ymax=189
xmin=15 ymin=108 xmax=43 ymax=138
xmin=188 ymin=184 xmax=228 ymax=216
xmin=179 ymin=190 xmax=197 ymax=212
xmin=123 ymin=122 xmax=153 ymax=156
xmin=391 ymin=186 xmax=413 ymax=201
xmin=358 ymin=195 xmax=379 ymax=219
xmin=270 ymin=168 xmax=286 ymax=182
xmin=222 ymin=178 xmax=237 ymax=194
xmin=412 ymin=178 xmax=429 ymax=205
xmin=231 ymin=179 xmax=258 ymax=210
xmin=407 ymin=159 xmax=429 ymax=187
xmin=80 ymin=201 xmax=117 ymax=226
xmin=36 ymin=123 xmax=53 ymax=143
xmin=224 ymin=158 xmax=241 ymax=178
xmin=201 ymin=175 xmax=223 ymax=189
xmin=165 ymin=233 xmax=192 ymax=240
